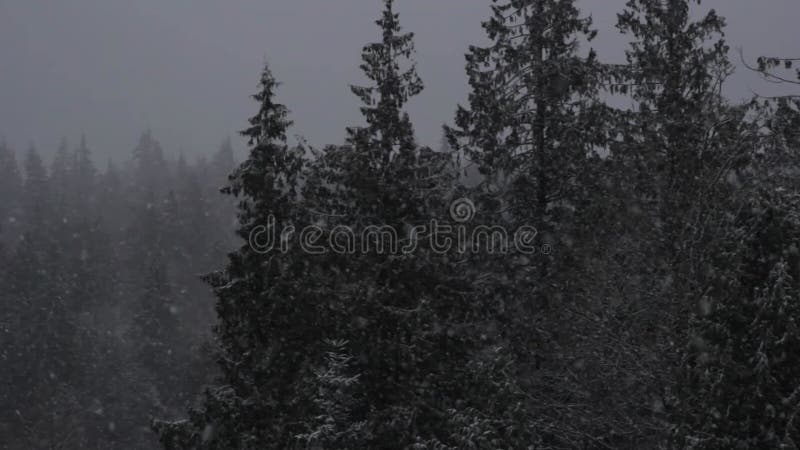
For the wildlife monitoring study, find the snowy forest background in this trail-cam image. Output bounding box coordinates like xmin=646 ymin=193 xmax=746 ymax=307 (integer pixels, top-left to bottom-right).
xmin=2 ymin=0 xmax=800 ymax=448
xmin=0 ymin=133 xmax=236 ymax=448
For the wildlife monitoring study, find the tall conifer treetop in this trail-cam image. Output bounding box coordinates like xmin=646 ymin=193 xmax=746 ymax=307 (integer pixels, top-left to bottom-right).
xmin=617 ymin=0 xmax=730 ymax=113
xmin=228 ymin=63 xmax=302 ymax=232
xmin=448 ymin=0 xmax=604 ymax=223
xmin=348 ymin=0 xmax=423 ymax=169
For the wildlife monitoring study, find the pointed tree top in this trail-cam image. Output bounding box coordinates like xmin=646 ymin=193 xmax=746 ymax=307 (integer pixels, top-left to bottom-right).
xmin=348 ymin=0 xmax=422 ymax=161
xmin=241 ymin=62 xmax=293 ymax=146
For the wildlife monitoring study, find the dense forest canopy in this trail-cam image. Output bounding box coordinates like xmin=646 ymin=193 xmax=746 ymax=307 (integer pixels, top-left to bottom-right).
xmin=2 ymin=0 xmax=800 ymax=449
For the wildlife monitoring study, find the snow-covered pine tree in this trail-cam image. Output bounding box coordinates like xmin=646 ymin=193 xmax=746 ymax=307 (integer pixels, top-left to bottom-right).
xmin=295 ymin=339 xmax=370 ymax=449
xmin=612 ymin=5 xmax=767 ymax=442
xmin=299 ymin=1 xmax=509 ymax=446
xmin=317 ymin=0 xmax=437 ymax=229
xmin=615 ymin=0 xmax=736 ymax=263
xmin=154 ymin=62 xmax=318 ymax=448
xmin=445 ymin=1 xmax=621 ymax=445
xmin=2 ymin=144 xmax=93 ymax=449
xmin=348 ymin=0 xmax=421 ymax=168
xmin=679 ymin=188 xmax=800 ymax=447
xmin=447 ymin=0 xmax=606 ymax=242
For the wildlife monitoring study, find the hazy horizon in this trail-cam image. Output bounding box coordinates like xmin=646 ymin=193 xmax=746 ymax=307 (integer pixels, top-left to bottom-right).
xmin=1 ymin=0 xmax=797 ymax=162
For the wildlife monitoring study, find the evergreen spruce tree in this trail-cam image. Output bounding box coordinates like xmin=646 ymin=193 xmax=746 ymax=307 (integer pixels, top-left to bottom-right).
xmin=613 ymin=3 xmax=763 ymax=443
xmin=616 ymin=0 xmax=734 ymax=256
xmin=667 ymin=74 xmax=800 ymax=445
xmin=133 ymin=130 xmax=171 ymax=198
xmin=209 ymin=139 xmax=239 ymax=260
xmin=447 ymin=0 xmax=606 ymax=242
xmin=71 ymin=134 xmax=98 ymax=219
xmin=155 ymin=62 xmax=312 ymax=448
xmin=3 ymin=144 xmax=94 ymax=448
xmin=446 ymin=0 xmax=607 ymax=345
xmin=175 ymin=160 xmax=214 ymax=267
xmin=301 ymin=1 xmax=509 ymax=446
xmin=347 ymin=0 xmax=422 ymax=174
xmin=446 ymin=1 xmax=620 ymax=445
xmin=0 ymin=141 xmax=22 ymax=240
xmin=21 ymin=146 xmax=50 ymax=232
xmin=211 ymin=137 xmax=236 ymax=185
xmin=97 ymin=159 xmax=128 ymax=236
xmin=50 ymin=138 xmax=73 ymax=218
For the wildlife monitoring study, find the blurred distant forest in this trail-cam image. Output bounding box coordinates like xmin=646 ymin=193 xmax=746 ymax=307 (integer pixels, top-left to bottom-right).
xmin=0 ymin=133 xmax=239 ymax=448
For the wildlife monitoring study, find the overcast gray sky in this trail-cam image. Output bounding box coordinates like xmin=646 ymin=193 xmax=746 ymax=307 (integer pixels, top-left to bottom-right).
xmin=0 ymin=0 xmax=797 ymax=162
